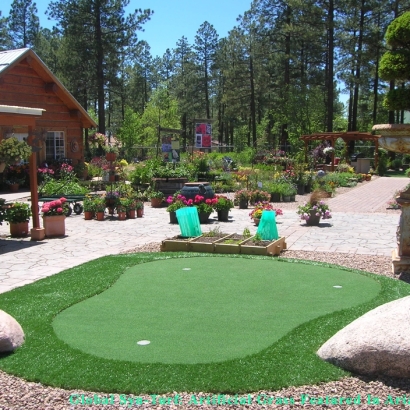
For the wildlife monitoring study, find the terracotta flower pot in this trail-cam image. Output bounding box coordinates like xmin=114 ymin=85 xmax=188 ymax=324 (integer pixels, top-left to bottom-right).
xmin=84 ymin=211 xmax=94 ymax=220
xmin=151 ymin=198 xmax=163 ymax=208
xmin=137 ymin=208 xmax=143 ymax=218
xmin=10 ymin=221 xmax=29 ymax=237
xmin=96 ymin=211 xmax=105 ymax=221
xmin=43 ymin=215 xmax=66 ymax=237
xmin=105 ymin=152 xmax=117 ymax=161
xmin=127 ymin=209 xmax=136 ymax=219
xmin=117 ymin=211 xmax=127 ymax=220
xmin=8 ymin=183 xmax=19 ymax=193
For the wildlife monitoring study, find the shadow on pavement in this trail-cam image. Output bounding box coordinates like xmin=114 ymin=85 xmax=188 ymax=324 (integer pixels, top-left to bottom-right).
xmin=0 ymin=238 xmax=44 ymax=255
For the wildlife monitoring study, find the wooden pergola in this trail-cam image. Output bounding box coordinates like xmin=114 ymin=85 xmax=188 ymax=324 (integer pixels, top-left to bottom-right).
xmin=300 ymin=132 xmax=381 ymax=171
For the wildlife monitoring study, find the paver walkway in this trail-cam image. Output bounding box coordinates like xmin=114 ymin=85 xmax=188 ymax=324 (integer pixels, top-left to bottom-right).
xmin=0 ymin=177 xmax=408 ymax=294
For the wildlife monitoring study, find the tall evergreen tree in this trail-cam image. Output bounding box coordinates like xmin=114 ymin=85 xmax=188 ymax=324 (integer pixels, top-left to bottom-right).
xmin=194 ymin=21 xmax=219 ymax=119
xmin=48 ymin=0 xmax=153 ymax=134
xmin=8 ymin=0 xmax=39 ymax=48
xmin=0 ymin=12 xmax=12 ymax=50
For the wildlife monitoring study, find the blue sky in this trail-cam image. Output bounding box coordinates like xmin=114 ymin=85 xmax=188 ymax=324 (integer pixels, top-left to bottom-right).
xmin=1 ymin=0 xmax=253 ymax=57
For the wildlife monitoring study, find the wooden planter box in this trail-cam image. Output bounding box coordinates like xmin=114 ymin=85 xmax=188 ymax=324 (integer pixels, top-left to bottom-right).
xmin=189 ymin=233 xmax=231 ymax=253
xmin=160 ymin=236 xmax=197 ymax=252
xmin=240 ymin=236 xmax=287 ymax=256
xmin=161 ymin=234 xmax=287 ymax=256
xmin=214 ymin=234 xmax=248 ymax=254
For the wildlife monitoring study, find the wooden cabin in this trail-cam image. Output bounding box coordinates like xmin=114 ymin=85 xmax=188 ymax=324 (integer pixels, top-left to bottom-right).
xmin=0 ymin=48 xmax=97 ymax=165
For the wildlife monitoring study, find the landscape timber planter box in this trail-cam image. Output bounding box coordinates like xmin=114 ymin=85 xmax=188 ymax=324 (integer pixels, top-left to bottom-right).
xmin=240 ymin=236 xmax=287 ymax=256
xmin=160 ymin=236 xmax=197 ymax=252
xmin=214 ymin=234 xmax=249 ymax=254
xmin=189 ymin=233 xmax=231 ymax=253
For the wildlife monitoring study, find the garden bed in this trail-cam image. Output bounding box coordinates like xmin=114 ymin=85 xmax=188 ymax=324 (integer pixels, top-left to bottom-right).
xmin=161 ymin=233 xmax=286 ymax=256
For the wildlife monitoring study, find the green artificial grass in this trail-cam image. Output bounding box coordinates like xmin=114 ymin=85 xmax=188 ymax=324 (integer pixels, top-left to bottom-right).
xmin=53 ymin=257 xmax=380 ymax=364
xmin=0 ymin=253 xmax=409 ymax=394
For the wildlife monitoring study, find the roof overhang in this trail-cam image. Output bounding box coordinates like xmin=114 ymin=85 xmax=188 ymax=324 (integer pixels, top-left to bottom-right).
xmin=0 ymin=104 xmax=45 ymax=116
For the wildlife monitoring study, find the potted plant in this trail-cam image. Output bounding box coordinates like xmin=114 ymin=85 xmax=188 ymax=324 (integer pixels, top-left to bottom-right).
xmin=136 ymin=200 xmax=144 ymax=217
xmin=104 ymin=144 xmax=119 ymax=162
xmin=193 ymin=195 xmax=214 ymax=223
xmin=149 ymin=190 xmax=165 ymax=208
xmin=249 ymin=202 xmax=283 ymax=226
xmin=116 ymin=198 xmax=128 ymax=220
xmin=4 ymin=164 xmax=27 ymax=191
xmin=105 ymin=190 xmax=120 ymax=214
xmin=5 ymin=202 xmax=32 ymax=237
xmin=41 ymin=197 xmax=69 ymax=237
xmin=93 ymin=196 xmax=106 ymax=221
xmin=282 ymin=183 xmax=297 ymax=202
xmin=0 ymin=137 xmax=32 ymax=172
xmin=234 ymin=189 xmax=251 ymax=209
xmin=270 ymin=183 xmax=283 ymax=202
xmin=82 ymin=196 xmax=95 ymax=220
xmin=373 ymin=12 xmax=410 ymax=152
xmin=297 ymin=190 xmax=332 ymax=226
xmin=212 ymin=195 xmax=234 ymax=221
xmin=166 ymin=193 xmax=188 ymax=224
xmin=249 ymin=189 xmax=270 ymax=205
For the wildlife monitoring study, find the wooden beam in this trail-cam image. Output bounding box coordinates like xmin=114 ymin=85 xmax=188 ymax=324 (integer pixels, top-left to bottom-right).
xmin=45 ymin=83 xmax=58 ymax=94
xmin=70 ymin=110 xmax=82 ymax=120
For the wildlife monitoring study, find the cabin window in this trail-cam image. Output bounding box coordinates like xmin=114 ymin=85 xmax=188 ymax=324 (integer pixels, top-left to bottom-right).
xmin=46 ymin=131 xmax=65 ymax=160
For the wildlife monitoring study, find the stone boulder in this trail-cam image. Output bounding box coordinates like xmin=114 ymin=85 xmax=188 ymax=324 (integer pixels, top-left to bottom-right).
xmin=0 ymin=310 xmax=25 ymax=352
xmin=317 ymin=296 xmax=410 ymax=378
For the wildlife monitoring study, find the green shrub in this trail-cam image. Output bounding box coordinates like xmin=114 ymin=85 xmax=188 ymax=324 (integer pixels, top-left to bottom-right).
xmin=377 ymin=149 xmax=388 ymax=176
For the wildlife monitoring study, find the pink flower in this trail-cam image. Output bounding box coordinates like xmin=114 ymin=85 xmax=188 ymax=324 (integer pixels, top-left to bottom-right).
xmin=57 ymin=208 xmax=63 ymax=213
xmin=42 ymin=206 xmax=50 ymax=213
xmin=55 ymin=200 xmax=62 ymax=207
xmin=60 ymin=197 xmax=67 ymax=203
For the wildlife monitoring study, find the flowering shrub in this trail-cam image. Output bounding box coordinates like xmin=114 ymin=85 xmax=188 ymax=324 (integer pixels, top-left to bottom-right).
xmin=297 ymin=200 xmax=332 ymax=221
xmin=4 ymin=164 xmax=28 ymax=185
xmin=0 ymin=137 xmax=32 ymax=164
xmin=234 ymin=189 xmax=251 ymax=201
xmin=59 ymin=163 xmax=75 ymax=180
xmin=88 ymin=132 xmax=106 ymax=146
xmin=166 ymin=193 xmax=215 ymax=213
xmin=249 ymin=202 xmax=283 ymax=220
xmin=250 ymin=190 xmax=270 ymax=204
xmin=38 ymin=166 xmax=54 ymax=176
xmin=194 ymin=195 xmax=214 ymax=214
xmin=166 ymin=193 xmax=189 ymax=212
xmin=212 ymin=195 xmax=234 ymax=211
xmin=41 ymin=197 xmax=69 ymax=216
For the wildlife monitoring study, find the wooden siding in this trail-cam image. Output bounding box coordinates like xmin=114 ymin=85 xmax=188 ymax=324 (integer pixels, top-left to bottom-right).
xmin=0 ymin=59 xmax=86 ymax=163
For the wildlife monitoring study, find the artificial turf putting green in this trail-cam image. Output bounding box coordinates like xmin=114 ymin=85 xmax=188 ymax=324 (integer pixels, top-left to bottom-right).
xmin=1 ymin=253 xmax=410 ymax=394
xmin=53 ymin=257 xmax=380 ymax=364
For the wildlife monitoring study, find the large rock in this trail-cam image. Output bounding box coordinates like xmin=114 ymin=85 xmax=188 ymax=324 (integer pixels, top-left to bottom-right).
xmin=317 ymin=296 xmax=410 ymax=378
xmin=0 ymin=310 xmax=25 ymax=352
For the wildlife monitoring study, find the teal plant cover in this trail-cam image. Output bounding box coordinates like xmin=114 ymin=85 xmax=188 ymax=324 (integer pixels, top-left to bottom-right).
xmin=257 ymin=210 xmax=279 ymax=240
xmin=176 ymin=207 xmax=202 ymax=237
